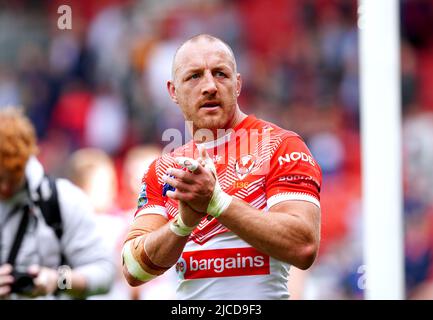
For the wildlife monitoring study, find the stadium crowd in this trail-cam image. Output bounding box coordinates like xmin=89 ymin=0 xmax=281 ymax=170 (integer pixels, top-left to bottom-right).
xmin=0 ymin=0 xmax=432 ymax=299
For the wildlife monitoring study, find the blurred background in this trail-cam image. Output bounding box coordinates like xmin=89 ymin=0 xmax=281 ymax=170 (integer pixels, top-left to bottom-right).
xmin=0 ymin=0 xmax=432 ymax=299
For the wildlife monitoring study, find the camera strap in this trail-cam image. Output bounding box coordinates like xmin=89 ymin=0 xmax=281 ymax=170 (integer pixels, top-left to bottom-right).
xmin=7 ymin=204 xmax=31 ymax=267
xmin=34 ymin=176 xmax=66 ymax=265
xmin=35 ymin=176 xmax=63 ymax=241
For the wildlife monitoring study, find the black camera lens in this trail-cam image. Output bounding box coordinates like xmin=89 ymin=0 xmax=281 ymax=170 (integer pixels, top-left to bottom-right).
xmin=10 ymin=271 xmax=36 ymax=294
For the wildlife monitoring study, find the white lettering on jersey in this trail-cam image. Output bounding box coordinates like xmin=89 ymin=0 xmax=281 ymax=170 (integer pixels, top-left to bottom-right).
xmin=189 ymin=253 xmax=265 ymax=274
xmin=177 ymin=247 xmax=269 ymax=280
xmin=278 ymin=152 xmax=316 ymax=166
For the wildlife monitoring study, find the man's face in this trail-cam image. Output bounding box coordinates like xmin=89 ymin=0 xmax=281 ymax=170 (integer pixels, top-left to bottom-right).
xmin=168 ymin=40 xmax=241 ymax=133
xmin=0 ymin=166 xmax=25 ymax=200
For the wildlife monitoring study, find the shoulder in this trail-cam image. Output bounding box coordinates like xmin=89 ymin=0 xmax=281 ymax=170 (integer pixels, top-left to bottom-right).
xmin=55 ymin=178 xmax=89 ymax=202
xmin=55 ymin=178 xmax=93 ymax=216
xmin=251 ymin=116 xmax=306 ymax=152
xmin=247 ymin=116 xmax=300 ymax=140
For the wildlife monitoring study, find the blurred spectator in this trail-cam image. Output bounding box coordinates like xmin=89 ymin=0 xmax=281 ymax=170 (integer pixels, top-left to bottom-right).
xmin=67 ymin=148 xmax=131 ymax=299
xmin=119 ymin=145 xmax=163 ymax=211
xmin=0 ymin=0 xmax=432 ymax=299
xmin=403 ymin=111 xmax=433 ymax=299
xmin=0 ymin=66 xmax=20 ymax=107
xmin=84 ymin=84 xmax=128 ymax=155
xmin=0 ymin=107 xmax=115 ymax=299
xmin=120 ymin=145 xmax=177 ymax=300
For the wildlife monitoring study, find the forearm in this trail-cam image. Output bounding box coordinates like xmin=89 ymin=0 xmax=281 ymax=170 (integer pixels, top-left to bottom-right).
xmin=217 ymin=198 xmax=319 ymax=269
xmin=144 ymin=223 xmax=189 ymax=268
xmin=132 ymin=206 xmax=202 ymax=268
xmin=31 ymin=265 xmax=109 ymax=299
xmin=68 ymin=259 xmax=115 ymax=297
xmin=122 ymin=224 xmax=186 ymax=286
xmin=123 ymin=205 xmax=203 ymax=285
xmin=64 ymin=271 xmax=89 ymax=298
xmin=123 ymin=223 xmax=187 ymax=285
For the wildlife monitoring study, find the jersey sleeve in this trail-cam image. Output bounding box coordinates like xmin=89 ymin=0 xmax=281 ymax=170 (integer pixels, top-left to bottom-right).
xmin=265 ymin=136 xmax=322 ymax=209
xmin=134 ymin=158 xmax=167 ymax=219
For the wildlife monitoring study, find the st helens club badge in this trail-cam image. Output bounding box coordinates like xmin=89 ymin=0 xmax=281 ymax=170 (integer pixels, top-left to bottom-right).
xmin=235 ymin=155 xmax=256 ymax=180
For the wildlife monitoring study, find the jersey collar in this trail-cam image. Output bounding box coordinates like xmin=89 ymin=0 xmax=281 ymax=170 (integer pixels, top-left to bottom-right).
xmin=195 ymin=114 xmax=257 ymax=150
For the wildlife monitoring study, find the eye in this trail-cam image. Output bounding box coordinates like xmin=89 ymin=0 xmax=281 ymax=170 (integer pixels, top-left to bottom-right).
xmin=189 ymin=73 xmax=200 ymax=80
xmin=215 ymin=71 xmax=227 ymax=78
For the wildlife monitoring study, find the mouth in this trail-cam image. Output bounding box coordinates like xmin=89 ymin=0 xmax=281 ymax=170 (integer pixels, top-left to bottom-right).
xmin=199 ymin=101 xmax=221 ymax=109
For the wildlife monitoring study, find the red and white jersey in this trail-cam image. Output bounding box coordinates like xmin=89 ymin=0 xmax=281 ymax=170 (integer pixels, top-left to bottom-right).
xmin=135 ymin=115 xmax=322 ymax=299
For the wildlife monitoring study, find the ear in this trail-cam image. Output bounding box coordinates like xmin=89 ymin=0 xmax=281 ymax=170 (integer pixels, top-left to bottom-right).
xmin=167 ymin=80 xmax=178 ymax=104
xmin=236 ymin=73 xmax=242 ymax=97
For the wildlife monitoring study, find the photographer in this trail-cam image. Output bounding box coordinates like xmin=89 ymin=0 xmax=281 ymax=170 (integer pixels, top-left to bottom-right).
xmin=0 ymin=107 xmax=115 ymax=299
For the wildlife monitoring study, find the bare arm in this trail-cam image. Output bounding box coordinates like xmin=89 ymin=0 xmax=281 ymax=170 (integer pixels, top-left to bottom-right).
xmin=122 ymin=202 xmax=204 ymax=286
xmin=0 ymin=263 xmax=96 ymax=299
xmin=29 ymin=266 xmax=91 ymax=299
xmin=217 ymin=199 xmax=320 ymax=269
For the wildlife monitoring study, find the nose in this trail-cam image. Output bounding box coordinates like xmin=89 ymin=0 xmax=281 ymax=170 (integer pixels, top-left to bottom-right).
xmin=201 ymin=71 xmax=217 ymax=96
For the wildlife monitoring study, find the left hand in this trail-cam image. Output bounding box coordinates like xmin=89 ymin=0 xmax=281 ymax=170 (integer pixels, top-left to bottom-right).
xmin=178 ymin=200 xmax=206 ymax=227
xmin=27 ymin=265 xmax=59 ymax=297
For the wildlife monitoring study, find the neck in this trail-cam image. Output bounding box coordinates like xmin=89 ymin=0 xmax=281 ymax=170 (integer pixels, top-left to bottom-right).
xmin=226 ymin=107 xmax=248 ymax=131
xmin=192 ymin=106 xmax=248 ymax=144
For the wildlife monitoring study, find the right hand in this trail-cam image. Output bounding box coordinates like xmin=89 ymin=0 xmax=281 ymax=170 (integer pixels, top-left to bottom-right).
xmin=0 ymin=264 xmax=14 ymax=298
xmin=27 ymin=265 xmax=59 ymax=297
xmin=174 ymin=154 xmax=207 ymax=227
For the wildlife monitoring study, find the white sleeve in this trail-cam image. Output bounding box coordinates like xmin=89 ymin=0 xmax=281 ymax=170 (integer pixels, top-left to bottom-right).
xmin=56 ymin=179 xmax=116 ymax=296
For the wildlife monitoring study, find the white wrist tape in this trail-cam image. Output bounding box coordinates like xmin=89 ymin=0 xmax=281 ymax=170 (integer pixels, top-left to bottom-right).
xmin=169 ymin=214 xmax=197 ymax=237
xmin=122 ymin=240 xmax=157 ymax=282
xmin=197 ymin=150 xmax=232 ymax=218
xmin=207 ymin=185 xmax=232 ymax=218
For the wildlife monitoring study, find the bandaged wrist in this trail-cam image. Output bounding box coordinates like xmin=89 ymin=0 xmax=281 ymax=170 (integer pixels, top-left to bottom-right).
xmin=122 ymin=240 xmax=157 ymax=282
xmin=122 ymin=236 xmax=170 ymax=283
xmin=169 ymin=214 xmax=197 ymax=237
xmin=207 ymin=187 xmax=232 ymax=218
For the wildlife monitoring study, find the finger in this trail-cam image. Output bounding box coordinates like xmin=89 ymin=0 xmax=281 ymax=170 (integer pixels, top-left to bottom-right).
xmin=0 ymin=264 xmax=12 ymax=275
xmin=31 ymin=268 xmax=51 ymax=296
xmin=33 ymin=270 xmax=46 ymax=288
xmin=166 ymin=190 xmax=185 ymax=201
xmin=198 ymin=144 xmax=211 ymax=161
xmin=162 ymin=175 xmax=189 ymax=192
xmin=190 ymin=162 xmax=205 ymax=175
xmin=197 ymin=145 xmax=217 ymax=175
xmin=166 ymin=168 xmax=196 ymax=184
xmin=0 ymin=285 xmax=11 ymax=297
xmin=175 ymin=157 xmax=199 ymax=172
xmin=0 ymin=275 xmax=14 ymax=286
xmin=27 ymin=264 xmax=40 ymax=277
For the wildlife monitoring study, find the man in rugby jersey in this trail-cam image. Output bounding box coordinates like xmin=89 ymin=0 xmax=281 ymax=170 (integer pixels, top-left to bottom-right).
xmin=122 ymin=34 xmax=322 ymax=299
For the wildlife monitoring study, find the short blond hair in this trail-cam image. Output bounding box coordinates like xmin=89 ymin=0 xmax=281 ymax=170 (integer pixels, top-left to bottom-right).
xmin=67 ymin=148 xmax=115 ymax=189
xmin=0 ymin=107 xmax=38 ymax=174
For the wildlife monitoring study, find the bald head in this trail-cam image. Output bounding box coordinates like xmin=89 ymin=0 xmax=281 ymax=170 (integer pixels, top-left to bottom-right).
xmin=171 ymin=34 xmax=237 ymax=82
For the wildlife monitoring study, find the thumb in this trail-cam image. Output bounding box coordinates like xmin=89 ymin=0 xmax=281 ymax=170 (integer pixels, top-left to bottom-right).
xmin=27 ymin=264 xmax=40 ymax=277
xmin=197 ymin=145 xmax=217 ymax=176
xmin=198 ymin=144 xmax=211 ymax=162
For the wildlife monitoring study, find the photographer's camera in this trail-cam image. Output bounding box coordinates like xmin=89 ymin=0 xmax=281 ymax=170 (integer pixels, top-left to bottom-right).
xmin=10 ymin=270 xmax=36 ymax=295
